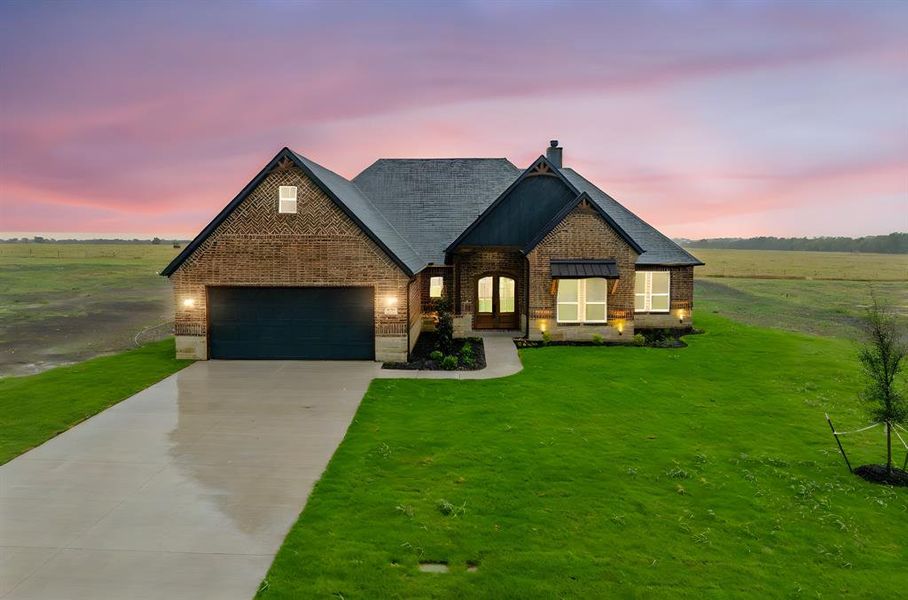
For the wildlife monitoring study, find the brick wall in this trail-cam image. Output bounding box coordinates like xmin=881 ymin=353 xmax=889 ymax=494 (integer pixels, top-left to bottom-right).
xmin=169 ymin=165 xmax=410 ymax=361
xmin=419 ymin=266 xmax=454 ymax=308
xmin=454 ymin=249 xmax=525 ymax=316
xmin=526 ymin=204 xmax=639 ymax=340
xmin=634 ymin=265 xmax=695 ymax=329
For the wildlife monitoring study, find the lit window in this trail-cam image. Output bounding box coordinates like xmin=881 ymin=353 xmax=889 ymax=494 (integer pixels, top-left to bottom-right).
xmin=499 ymin=277 xmax=515 ymax=313
xmin=278 ymin=186 xmax=298 ymax=213
xmin=429 ymin=276 xmax=444 ymax=298
xmin=635 ymin=271 xmax=670 ymax=313
xmin=556 ymin=278 xmax=607 ymax=323
xmin=477 ymin=276 xmax=493 ymax=313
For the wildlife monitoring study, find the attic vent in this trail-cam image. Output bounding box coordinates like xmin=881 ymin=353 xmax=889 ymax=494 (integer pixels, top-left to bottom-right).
xmin=278 ymin=186 xmax=298 ymax=214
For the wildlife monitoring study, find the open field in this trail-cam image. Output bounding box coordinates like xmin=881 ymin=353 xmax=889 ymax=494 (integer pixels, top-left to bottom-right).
xmin=1 ymin=245 xmax=904 ymax=374
xmin=689 ymin=249 xmax=908 ymax=341
xmin=258 ymin=313 xmax=907 ymax=598
xmin=0 ymin=338 xmax=190 ymax=464
xmin=0 ymin=243 xmax=180 ymax=376
xmin=689 ymin=248 xmax=908 ymax=281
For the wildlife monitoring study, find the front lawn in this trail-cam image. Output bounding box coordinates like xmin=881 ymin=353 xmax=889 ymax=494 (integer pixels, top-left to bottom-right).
xmin=258 ymin=313 xmax=906 ymax=598
xmin=0 ymin=338 xmax=191 ymax=464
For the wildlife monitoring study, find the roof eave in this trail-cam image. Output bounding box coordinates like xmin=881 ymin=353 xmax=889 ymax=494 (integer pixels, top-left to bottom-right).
xmin=161 ymin=147 xmax=419 ymax=278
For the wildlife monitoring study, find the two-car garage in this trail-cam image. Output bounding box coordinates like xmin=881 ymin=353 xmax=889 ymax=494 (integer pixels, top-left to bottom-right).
xmin=207 ymin=286 xmax=375 ymax=360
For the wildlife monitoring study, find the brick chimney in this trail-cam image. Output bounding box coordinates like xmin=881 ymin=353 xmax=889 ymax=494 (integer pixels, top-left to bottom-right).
xmin=546 ymin=140 xmax=562 ymax=168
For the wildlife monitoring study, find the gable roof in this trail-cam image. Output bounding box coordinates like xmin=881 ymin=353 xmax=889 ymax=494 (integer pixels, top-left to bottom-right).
xmin=161 ymin=148 xmax=424 ymax=277
xmin=353 ymin=158 xmax=519 ymax=265
xmin=560 ymin=169 xmax=704 ymax=266
xmin=521 ymin=190 xmax=644 ymax=255
xmin=447 ymin=156 xmax=643 ymax=256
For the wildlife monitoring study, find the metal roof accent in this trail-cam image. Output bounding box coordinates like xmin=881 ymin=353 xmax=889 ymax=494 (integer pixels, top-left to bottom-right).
xmin=550 ymin=259 xmax=619 ymax=279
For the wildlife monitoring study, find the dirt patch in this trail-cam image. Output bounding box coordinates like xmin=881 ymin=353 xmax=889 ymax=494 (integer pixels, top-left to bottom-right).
xmin=854 ymin=464 xmax=908 ymax=487
xmin=0 ymin=288 xmax=172 ymax=377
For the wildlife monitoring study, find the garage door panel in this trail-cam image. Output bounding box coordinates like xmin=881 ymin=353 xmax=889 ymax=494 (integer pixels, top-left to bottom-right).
xmin=208 ymin=287 xmax=374 ymax=360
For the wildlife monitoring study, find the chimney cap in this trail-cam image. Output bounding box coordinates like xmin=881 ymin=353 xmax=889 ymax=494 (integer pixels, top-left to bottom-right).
xmin=549 ymin=139 xmax=559 ymax=148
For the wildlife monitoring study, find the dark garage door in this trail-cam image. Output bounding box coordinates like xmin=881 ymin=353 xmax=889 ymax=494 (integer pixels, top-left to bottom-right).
xmin=208 ymin=287 xmax=374 ymax=360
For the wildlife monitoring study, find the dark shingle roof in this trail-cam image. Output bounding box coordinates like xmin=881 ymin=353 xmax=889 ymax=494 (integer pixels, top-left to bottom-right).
xmin=560 ymin=168 xmax=703 ymax=266
xmin=353 ymin=158 xmax=520 ymax=264
xmin=290 ymin=152 xmax=425 ymax=273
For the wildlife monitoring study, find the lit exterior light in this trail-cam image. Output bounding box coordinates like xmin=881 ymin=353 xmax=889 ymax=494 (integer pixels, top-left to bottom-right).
xmin=384 ymin=295 xmax=398 ymax=307
xmin=615 ymin=320 xmax=624 ymax=335
xmin=182 ymin=298 xmax=195 ymax=309
xmin=539 ymin=320 xmax=547 ymax=333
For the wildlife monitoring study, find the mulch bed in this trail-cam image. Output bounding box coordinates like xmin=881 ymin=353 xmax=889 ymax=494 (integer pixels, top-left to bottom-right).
xmin=382 ymin=332 xmax=486 ymax=371
xmin=515 ymin=328 xmax=703 ymax=349
xmin=854 ymin=464 xmax=908 ymax=487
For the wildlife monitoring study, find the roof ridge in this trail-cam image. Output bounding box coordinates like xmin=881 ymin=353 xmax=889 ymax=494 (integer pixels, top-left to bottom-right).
xmin=291 ymin=150 xmax=425 ymax=266
xmin=561 ymin=168 xmax=703 ymax=266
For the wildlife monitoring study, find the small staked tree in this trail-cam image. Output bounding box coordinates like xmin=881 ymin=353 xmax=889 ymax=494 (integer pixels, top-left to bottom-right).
xmin=858 ymin=295 xmax=907 ymax=474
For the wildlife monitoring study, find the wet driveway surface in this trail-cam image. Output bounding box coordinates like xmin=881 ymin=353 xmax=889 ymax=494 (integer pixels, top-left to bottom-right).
xmin=0 ymin=361 xmax=378 ymax=600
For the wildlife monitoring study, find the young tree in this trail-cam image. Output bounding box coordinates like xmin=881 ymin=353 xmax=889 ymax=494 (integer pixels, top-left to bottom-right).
xmin=858 ymin=295 xmax=907 ymax=474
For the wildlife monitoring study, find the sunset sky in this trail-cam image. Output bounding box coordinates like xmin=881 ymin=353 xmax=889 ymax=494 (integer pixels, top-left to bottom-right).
xmin=1 ymin=0 xmax=906 ymax=239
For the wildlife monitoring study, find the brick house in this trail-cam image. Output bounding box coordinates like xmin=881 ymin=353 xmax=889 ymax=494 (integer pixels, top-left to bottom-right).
xmin=162 ymin=142 xmax=703 ymax=362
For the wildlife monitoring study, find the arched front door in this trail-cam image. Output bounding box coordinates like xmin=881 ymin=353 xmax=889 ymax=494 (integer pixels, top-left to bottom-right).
xmin=474 ymin=274 xmax=518 ymax=329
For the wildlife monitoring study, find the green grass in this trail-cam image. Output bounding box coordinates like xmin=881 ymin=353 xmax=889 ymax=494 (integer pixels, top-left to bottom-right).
xmin=697 ymin=279 xmax=908 ymax=340
xmin=0 ymin=243 xmax=181 ymax=375
xmin=689 ymin=248 xmax=908 ymax=281
xmin=257 ymin=313 xmax=906 ymax=599
xmin=0 ymin=338 xmax=191 ymax=464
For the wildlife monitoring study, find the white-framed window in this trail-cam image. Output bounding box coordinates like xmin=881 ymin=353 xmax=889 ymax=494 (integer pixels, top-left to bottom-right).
xmin=635 ymin=271 xmax=670 ymax=313
xmin=278 ymin=185 xmax=298 ymax=214
xmin=429 ymin=276 xmax=444 ymax=298
xmin=556 ymin=278 xmax=607 ymax=324
xmin=477 ymin=276 xmax=493 ymax=313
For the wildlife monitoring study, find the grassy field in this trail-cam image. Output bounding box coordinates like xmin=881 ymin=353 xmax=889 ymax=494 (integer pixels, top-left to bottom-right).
xmin=689 ymin=249 xmax=908 ymax=341
xmin=0 ymin=243 xmax=180 ymax=376
xmin=257 ymin=312 xmax=906 ymax=599
xmin=0 ymin=338 xmax=191 ymax=464
xmin=689 ymin=248 xmax=908 ymax=281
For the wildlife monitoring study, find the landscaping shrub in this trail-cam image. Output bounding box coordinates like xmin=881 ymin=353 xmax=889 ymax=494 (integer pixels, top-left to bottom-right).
xmin=441 ymin=355 xmax=458 ymax=370
xmin=592 ymin=334 xmax=604 ymax=345
xmin=633 ymin=333 xmax=646 ymax=346
xmin=429 ymin=350 xmax=443 ymax=362
xmin=541 ymin=331 xmax=552 ymax=346
xmin=434 ymin=298 xmax=454 ymax=354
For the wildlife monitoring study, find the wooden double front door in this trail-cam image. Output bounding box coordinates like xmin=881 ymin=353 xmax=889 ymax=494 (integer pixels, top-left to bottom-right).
xmin=474 ymin=274 xmax=518 ymax=329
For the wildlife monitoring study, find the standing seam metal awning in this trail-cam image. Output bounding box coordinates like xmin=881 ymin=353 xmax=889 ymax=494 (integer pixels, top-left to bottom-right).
xmin=550 ymin=259 xmax=619 ymax=279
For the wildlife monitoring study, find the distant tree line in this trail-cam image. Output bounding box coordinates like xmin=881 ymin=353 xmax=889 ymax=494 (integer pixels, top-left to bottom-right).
xmin=0 ymin=236 xmax=189 ymax=245
xmin=679 ymin=233 xmax=907 ymax=254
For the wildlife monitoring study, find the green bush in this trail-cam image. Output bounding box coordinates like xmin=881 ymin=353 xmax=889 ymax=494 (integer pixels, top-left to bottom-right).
xmin=441 ymin=355 xmax=458 ymax=370
xmin=633 ymin=333 xmax=646 ymax=346
xmin=591 ymin=334 xmax=604 ymax=345
xmin=459 ymin=342 xmax=476 ymax=368
xmin=541 ymin=331 xmax=552 ymax=346
xmin=434 ymin=297 xmax=454 ymax=354
xmin=429 ymin=350 xmax=444 ymax=362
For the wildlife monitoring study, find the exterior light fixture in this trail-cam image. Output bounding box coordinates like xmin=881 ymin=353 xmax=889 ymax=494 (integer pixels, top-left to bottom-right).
xmin=539 ymin=320 xmax=547 ymax=333
xmin=615 ymin=319 xmax=624 ymax=335
xmin=383 ymin=295 xmax=399 ymax=316
xmin=182 ymin=298 xmax=196 ymax=309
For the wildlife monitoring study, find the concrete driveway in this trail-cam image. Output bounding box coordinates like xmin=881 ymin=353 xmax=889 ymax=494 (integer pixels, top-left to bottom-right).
xmin=0 ymin=361 xmax=379 ymax=600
